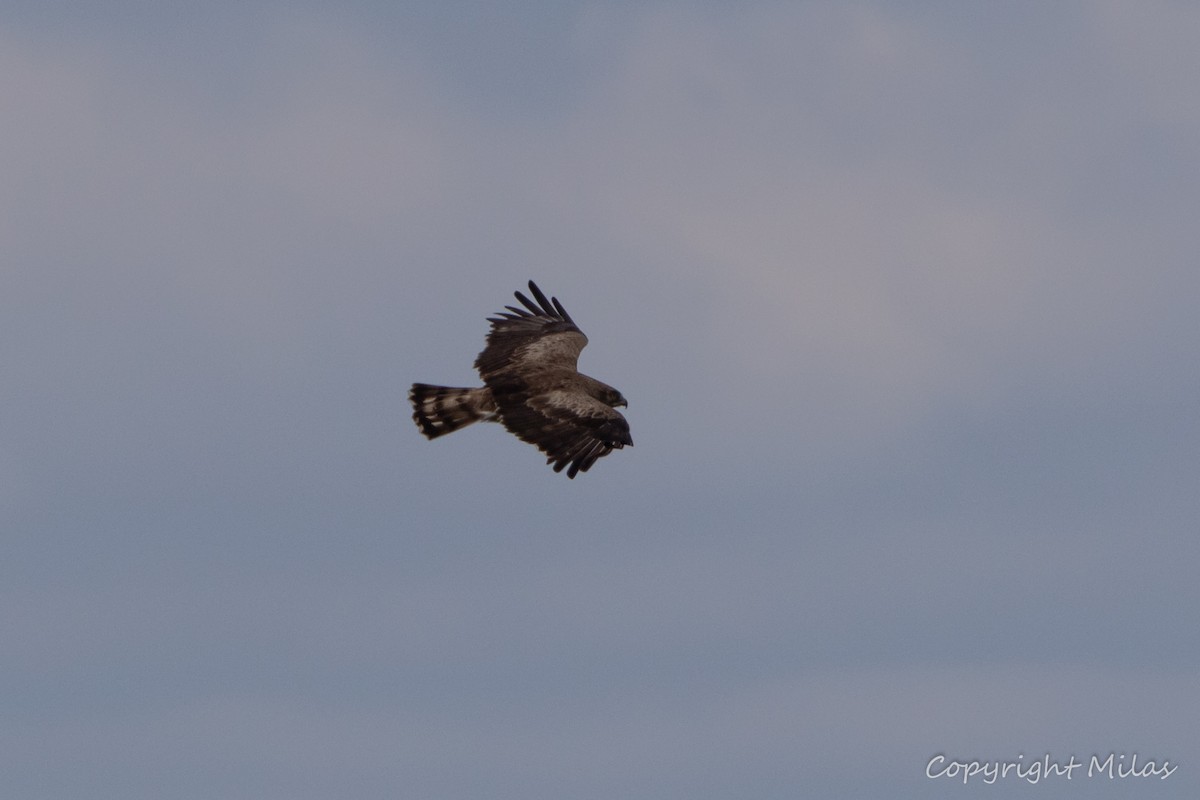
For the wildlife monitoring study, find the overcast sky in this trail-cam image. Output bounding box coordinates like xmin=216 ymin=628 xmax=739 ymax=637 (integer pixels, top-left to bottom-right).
xmin=3 ymin=2 xmax=1198 ymax=798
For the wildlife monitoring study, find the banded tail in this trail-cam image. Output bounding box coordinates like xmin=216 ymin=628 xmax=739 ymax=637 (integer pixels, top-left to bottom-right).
xmin=409 ymin=384 xmax=498 ymax=439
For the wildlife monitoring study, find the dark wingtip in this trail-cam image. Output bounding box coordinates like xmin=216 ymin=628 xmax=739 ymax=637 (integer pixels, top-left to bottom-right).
xmin=551 ymin=297 xmax=575 ymax=325
xmin=522 ymin=280 xmax=574 ymax=324
xmin=526 ymin=281 xmax=556 ymax=317
xmin=513 ymin=290 xmax=539 ymax=316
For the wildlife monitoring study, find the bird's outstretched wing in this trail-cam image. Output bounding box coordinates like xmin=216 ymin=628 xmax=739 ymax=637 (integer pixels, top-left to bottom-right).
xmin=473 ymin=280 xmax=588 ymax=379
xmin=496 ymin=387 xmax=630 ymax=478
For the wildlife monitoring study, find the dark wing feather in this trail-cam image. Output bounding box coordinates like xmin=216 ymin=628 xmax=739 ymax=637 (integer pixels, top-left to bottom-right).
xmin=474 ymin=280 xmax=587 ymax=379
xmin=499 ymin=390 xmax=632 ymax=479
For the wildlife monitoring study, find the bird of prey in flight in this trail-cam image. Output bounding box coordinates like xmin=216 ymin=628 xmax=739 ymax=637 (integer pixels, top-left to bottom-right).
xmin=409 ymin=281 xmax=632 ymax=478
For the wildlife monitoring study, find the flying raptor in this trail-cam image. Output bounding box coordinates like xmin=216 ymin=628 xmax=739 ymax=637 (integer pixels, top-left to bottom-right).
xmin=409 ymin=281 xmax=632 ymax=478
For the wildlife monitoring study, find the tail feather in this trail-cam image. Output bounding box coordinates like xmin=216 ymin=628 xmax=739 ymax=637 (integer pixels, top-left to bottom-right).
xmin=409 ymin=384 xmax=497 ymax=439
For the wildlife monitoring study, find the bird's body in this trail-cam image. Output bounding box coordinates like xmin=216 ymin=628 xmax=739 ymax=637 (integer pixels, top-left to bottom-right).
xmin=409 ymin=281 xmax=631 ymax=478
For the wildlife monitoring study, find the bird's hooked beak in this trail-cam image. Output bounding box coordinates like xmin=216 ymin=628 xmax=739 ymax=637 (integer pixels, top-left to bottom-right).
xmin=614 ymin=396 xmax=628 ymax=408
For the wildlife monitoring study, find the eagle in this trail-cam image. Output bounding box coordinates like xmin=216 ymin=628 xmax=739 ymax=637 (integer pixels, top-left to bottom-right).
xmin=409 ymin=281 xmax=632 ymax=478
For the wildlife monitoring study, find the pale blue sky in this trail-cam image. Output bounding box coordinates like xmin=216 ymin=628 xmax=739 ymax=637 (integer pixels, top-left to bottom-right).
xmin=3 ymin=3 xmax=1198 ymax=798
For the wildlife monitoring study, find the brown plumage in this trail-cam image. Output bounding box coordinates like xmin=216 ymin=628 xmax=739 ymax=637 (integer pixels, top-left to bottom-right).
xmin=409 ymin=281 xmax=632 ymax=478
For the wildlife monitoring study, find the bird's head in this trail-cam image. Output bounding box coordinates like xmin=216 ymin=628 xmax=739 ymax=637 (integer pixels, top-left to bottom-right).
xmin=594 ymin=384 xmax=627 ymax=409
